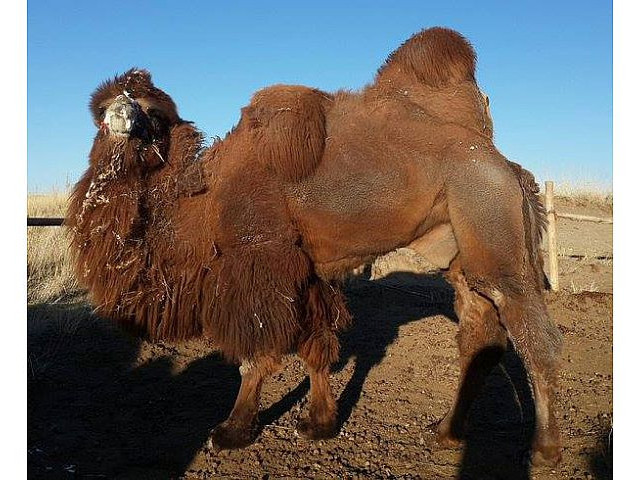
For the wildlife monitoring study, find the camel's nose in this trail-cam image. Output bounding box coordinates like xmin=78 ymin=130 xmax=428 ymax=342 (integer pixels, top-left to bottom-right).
xmin=104 ymin=94 xmax=139 ymax=136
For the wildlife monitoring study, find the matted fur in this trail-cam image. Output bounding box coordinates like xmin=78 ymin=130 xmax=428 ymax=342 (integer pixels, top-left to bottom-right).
xmin=67 ymin=70 xmax=350 ymax=363
xmin=508 ymin=161 xmax=549 ymax=290
xmin=299 ymin=280 xmax=351 ymax=370
xmin=65 ymin=124 xmax=209 ymax=340
xmin=241 ymin=85 xmax=332 ymax=181
xmin=90 ymin=68 xmax=180 ymax=126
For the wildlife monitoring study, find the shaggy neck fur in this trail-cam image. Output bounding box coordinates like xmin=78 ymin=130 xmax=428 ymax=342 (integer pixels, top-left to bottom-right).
xmin=66 ymin=121 xmax=350 ymax=363
xmin=66 ymin=122 xmax=209 ymax=340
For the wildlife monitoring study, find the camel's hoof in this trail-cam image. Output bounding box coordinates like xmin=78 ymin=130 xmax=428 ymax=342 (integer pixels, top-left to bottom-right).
xmin=531 ymin=443 xmax=562 ymax=467
xmin=296 ymin=416 xmax=337 ymax=440
xmin=209 ymin=421 xmax=256 ymax=450
xmin=436 ymin=430 xmax=463 ymax=449
xmin=434 ymin=416 xmax=464 ymax=449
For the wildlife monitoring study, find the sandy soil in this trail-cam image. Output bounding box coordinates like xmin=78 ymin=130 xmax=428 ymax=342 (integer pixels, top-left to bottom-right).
xmin=28 ymin=199 xmax=613 ymax=479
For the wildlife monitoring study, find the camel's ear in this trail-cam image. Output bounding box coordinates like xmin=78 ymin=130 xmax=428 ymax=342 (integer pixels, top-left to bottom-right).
xmin=243 ymin=85 xmax=331 ymax=182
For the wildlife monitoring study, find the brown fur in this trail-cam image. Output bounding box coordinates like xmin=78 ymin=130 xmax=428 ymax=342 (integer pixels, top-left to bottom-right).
xmin=507 ymin=160 xmax=550 ymax=290
xmin=377 ymin=27 xmax=476 ymax=87
xmin=438 ymin=257 xmax=507 ymax=445
xmin=68 ymin=27 xmax=561 ymax=463
xmin=90 ymin=69 xmax=180 ymax=127
xmin=371 ymin=27 xmax=492 ymax=139
xmin=67 ymin=71 xmax=350 ymax=364
xmin=241 ymin=85 xmax=333 ymax=181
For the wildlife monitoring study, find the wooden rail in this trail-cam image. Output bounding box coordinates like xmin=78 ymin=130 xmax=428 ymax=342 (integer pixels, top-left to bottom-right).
xmin=557 ymin=212 xmax=613 ymax=224
xmin=27 ymin=217 xmax=64 ymax=227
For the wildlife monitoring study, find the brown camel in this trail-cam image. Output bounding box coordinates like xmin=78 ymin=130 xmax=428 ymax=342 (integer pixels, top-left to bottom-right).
xmin=66 ymin=27 xmax=562 ymax=466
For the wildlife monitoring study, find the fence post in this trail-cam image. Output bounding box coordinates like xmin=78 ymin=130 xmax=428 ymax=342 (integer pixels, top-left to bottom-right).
xmin=545 ymin=181 xmax=559 ymax=291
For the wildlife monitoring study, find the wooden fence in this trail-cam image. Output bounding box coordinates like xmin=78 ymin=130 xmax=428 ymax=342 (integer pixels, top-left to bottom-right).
xmin=27 ymin=180 xmax=612 ymax=291
xmin=544 ymin=181 xmax=612 ymax=291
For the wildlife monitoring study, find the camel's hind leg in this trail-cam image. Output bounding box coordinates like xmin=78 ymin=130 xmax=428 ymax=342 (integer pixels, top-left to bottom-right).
xmin=486 ymin=289 xmax=563 ymax=465
xmin=445 ymin=159 xmax=563 ymax=465
xmin=437 ymin=257 xmax=508 ymax=447
xmin=210 ymin=355 xmax=281 ymax=449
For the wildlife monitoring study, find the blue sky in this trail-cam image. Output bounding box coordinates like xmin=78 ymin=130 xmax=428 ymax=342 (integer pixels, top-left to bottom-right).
xmin=27 ymin=0 xmax=612 ymax=192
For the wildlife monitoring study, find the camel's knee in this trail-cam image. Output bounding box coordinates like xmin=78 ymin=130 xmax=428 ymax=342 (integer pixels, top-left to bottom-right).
xmin=298 ymin=329 xmax=341 ymax=371
xmin=448 ymin=264 xmax=507 ymax=356
xmin=238 ymin=356 xmax=282 ymax=378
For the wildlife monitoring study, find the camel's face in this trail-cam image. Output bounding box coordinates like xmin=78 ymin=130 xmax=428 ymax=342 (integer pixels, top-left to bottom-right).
xmin=90 ymin=69 xmax=181 ymax=142
xmin=102 ymin=94 xmax=142 ymax=137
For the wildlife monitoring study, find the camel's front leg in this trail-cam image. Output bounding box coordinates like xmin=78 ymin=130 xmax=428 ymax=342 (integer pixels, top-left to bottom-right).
xmin=296 ymin=363 xmax=338 ymax=439
xmin=210 ymin=355 xmax=280 ymax=449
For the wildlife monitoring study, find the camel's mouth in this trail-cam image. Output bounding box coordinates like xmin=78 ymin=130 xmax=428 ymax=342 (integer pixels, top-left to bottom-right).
xmin=103 ymin=94 xmax=141 ymax=137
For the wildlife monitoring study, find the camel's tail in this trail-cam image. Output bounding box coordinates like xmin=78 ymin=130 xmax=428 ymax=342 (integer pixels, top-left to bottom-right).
xmin=508 ymin=161 xmax=550 ymax=290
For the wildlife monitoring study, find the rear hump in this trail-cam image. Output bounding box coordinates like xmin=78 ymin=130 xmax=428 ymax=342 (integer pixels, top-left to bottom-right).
xmin=376 ymin=27 xmax=477 ymax=87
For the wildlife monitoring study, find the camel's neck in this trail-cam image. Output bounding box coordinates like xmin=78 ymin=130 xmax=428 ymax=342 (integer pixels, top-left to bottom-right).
xmin=66 ymin=125 xmax=207 ymax=331
xmin=67 ymin=158 xmax=158 ymax=295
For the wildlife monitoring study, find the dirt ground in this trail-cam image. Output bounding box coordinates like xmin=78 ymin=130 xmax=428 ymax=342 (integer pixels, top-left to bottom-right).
xmin=28 ymin=198 xmax=612 ymax=479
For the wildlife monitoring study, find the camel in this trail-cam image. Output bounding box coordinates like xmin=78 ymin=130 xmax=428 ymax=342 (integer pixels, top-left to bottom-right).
xmin=65 ymin=27 xmax=562 ymax=465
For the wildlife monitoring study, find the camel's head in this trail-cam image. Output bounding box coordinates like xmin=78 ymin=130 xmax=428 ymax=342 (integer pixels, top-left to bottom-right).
xmin=90 ymin=68 xmax=181 ymax=144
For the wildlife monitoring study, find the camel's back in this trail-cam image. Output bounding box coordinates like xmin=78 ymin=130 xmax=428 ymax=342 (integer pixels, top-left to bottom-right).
xmin=284 ymin=91 xmax=461 ymax=276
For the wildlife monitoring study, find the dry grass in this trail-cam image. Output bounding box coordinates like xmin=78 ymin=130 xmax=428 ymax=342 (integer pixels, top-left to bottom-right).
xmin=27 ymin=191 xmax=83 ymax=304
xmin=27 ymin=302 xmax=86 ymax=381
xmin=568 ymin=279 xmax=599 ymax=294
xmin=553 ymin=182 xmax=613 ymax=212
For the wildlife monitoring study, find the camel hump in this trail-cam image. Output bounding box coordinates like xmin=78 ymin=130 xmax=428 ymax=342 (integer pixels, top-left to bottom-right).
xmin=377 ymin=27 xmax=477 ymax=87
xmin=242 ymin=85 xmax=333 ymax=181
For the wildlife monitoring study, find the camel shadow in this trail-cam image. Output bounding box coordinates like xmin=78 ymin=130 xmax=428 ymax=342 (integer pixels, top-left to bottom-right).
xmin=336 ymin=271 xmax=458 ymax=426
xmin=28 ymin=271 xmax=536 ymax=479
xmin=264 ymin=270 xmax=536 ymax=479
xmin=28 ymin=302 xmax=240 ymax=479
